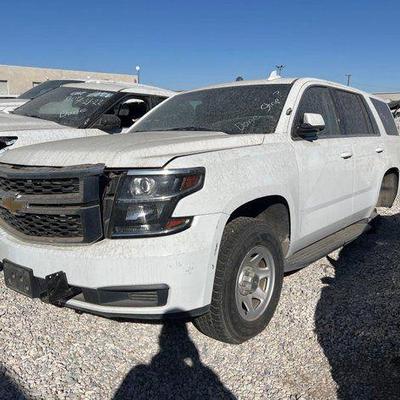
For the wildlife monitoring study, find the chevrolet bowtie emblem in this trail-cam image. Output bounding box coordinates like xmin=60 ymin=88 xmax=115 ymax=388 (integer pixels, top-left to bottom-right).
xmin=1 ymin=195 xmax=26 ymax=214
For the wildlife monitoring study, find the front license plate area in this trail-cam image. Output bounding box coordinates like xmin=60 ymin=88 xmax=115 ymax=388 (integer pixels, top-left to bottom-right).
xmin=3 ymin=260 xmax=35 ymax=298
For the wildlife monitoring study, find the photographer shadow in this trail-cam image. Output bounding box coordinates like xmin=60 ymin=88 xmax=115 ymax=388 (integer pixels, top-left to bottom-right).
xmin=315 ymin=214 xmax=400 ymax=399
xmin=0 ymin=365 xmax=27 ymax=400
xmin=113 ymin=318 xmax=236 ymax=400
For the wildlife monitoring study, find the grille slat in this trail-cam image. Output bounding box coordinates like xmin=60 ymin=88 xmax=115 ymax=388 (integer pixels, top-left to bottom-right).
xmin=0 ymin=176 xmax=79 ymax=196
xmin=0 ymin=208 xmax=83 ymax=238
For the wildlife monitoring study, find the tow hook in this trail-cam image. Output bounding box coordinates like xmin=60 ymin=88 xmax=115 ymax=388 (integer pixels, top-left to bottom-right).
xmin=40 ymin=271 xmax=81 ymax=305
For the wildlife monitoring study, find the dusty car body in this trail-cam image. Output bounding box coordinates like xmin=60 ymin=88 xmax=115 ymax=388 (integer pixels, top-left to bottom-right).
xmin=0 ymin=78 xmax=398 ymax=343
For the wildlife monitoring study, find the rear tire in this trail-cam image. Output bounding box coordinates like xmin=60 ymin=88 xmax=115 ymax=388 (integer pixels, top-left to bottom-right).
xmin=193 ymin=217 xmax=284 ymax=344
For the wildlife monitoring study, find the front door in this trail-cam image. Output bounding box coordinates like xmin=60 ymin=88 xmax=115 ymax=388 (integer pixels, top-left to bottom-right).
xmin=291 ymin=85 xmax=354 ymax=250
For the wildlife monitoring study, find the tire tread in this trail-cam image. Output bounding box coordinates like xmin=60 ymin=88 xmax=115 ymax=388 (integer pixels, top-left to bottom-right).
xmin=194 ymin=217 xmax=280 ymax=343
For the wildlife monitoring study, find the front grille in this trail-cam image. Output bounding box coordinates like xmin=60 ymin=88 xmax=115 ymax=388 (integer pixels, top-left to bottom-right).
xmin=0 ymin=163 xmax=105 ymax=244
xmin=0 ymin=176 xmax=80 ymax=196
xmin=0 ymin=208 xmax=83 ymax=238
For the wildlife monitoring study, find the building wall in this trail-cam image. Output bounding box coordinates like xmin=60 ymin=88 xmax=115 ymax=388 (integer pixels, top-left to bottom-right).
xmin=0 ymin=65 xmax=138 ymax=95
xmin=375 ymin=92 xmax=400 ymax=103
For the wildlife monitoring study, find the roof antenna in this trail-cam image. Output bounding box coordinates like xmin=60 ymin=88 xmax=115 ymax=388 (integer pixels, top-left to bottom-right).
xmin=276 ymin=64 xmax=285 ymax=76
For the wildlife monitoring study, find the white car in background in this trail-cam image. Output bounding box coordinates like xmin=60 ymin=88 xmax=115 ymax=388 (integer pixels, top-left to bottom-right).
xmin=390 ymin=101 xmax=400 ymax=132
xmin=0 ymin=80 xmax=175 ymax=150
xmin=0 ymin=79 xmax=84 ymax=113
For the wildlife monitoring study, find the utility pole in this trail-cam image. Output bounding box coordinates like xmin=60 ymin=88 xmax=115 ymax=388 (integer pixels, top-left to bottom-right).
xmin=345 ymin=74 xmax=352 ymax=86
xmin=276 ymin=65 xmax=285 ymax=76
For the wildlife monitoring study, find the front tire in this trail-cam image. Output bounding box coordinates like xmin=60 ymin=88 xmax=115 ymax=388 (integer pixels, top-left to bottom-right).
xmin=193 ymin=217 xmax=284 ymax=344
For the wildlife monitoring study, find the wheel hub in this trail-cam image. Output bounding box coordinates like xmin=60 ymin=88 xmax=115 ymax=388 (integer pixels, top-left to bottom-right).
xmin=238 ymin=266 xmax=260 ymax=296
xmin=235 ymin=245 xmax=276 ymax=322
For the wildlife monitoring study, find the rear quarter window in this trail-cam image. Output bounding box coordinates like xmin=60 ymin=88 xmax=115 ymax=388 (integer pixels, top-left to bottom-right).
xmin=370 ymin=98 xmax=399 ymax=136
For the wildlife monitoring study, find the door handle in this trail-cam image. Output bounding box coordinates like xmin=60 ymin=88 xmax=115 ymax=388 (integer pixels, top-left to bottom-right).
xmin=340 ymin=152 xmax=353 ymax=159
xmin=376 ymin=147 xmax=384 ymax=154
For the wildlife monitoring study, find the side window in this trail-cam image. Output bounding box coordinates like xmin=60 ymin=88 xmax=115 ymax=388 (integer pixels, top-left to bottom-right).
xmin=333 ymin=90 xmax=375 ymax=136
xmin=151 ymin=96 xmax=167 ymax=108
xmin=364 ymin=100 xmax=380 ymax=135
xmin=292 ymin=86 xmax=340 ymax=138
xmin=105 ymin=96 xmax=150 ymax=129
xmin=370 ymin=98 xmax=399 ymax=136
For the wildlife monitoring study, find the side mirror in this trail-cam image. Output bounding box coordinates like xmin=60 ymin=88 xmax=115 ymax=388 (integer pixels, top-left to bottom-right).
xmin=92 ymin=114 xmax=121 ymax=132
xmin=297 ymin=113 xmax=325 ymax=140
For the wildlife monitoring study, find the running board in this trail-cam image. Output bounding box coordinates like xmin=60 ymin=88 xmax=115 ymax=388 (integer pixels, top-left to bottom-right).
xmin=284 ymin=220 xmax=370 ymax=272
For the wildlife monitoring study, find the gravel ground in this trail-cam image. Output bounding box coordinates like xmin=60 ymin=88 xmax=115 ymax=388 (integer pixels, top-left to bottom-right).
xmin=1 ymin=201 xmax=400 ymax=399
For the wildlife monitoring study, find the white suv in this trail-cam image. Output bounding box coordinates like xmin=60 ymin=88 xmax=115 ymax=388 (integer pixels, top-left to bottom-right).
xmin=0 ymin=78 xmax=398 ymax=343
xmin=0 ymin=80 xmax=175 ymax=150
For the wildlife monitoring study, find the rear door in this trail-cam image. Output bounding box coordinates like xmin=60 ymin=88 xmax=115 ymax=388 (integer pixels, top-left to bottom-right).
xmin=332 ymin=89 xmax=385 ymax=220
xmin=291 ymin=85 xmax=355 ymax=249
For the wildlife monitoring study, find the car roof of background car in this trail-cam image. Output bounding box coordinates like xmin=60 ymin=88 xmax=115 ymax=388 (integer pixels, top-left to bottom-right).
xmin=62 ymin=80 xmax=176 ymax=97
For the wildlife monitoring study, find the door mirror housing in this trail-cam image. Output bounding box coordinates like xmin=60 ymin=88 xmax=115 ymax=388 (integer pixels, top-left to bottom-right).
xmin=92 ymin=114 xmax=121 ymax=132
xmin=297 ymin=113 xmax=325 ymax=140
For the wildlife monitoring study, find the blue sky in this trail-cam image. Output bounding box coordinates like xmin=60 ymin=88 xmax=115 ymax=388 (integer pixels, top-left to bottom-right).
xmin=0 ymin=0 xmax=399 ymax=92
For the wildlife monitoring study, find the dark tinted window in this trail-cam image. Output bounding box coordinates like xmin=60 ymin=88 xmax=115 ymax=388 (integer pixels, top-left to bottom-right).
xmin=133 ymin=84 xmax=291 ymax=135
xmin=151 ymin=96 xmax=168 ymax=107
xmin=104 ymin=96 xmax=150 ymax=129
xmin=364 ymin=102 xmax=380 ymax=135
xmin=292 ymin=86 xmax=340 ymax=137
xmin=370 ymin=98 xmax=399 ymax=135
xmin=333 ymin=90 xmax=375 ymax=135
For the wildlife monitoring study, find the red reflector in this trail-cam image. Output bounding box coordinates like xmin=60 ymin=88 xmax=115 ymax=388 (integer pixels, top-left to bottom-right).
xmin=165 ymin=218 xmax=187 ymax=229
xmin=181 ymin=175 xmax=199 ymax=191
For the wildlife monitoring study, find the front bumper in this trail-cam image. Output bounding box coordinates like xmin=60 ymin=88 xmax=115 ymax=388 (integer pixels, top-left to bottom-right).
xmin=0 ymin=213 xmax=227 ymax=318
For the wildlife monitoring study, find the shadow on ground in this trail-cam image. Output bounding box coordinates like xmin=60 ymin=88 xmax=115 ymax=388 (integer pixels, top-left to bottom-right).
xmin=315 ymin=214 xmax=400 ymax=399
xmin=114 ymin=319 xmax=236 ymax=400
xmin=0 ymin=364 xmax=27 ymax=400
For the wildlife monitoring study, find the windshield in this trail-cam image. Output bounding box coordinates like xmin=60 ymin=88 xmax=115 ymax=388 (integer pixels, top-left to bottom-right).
xmin=13 ymin=87 xmax=119 ymax=128
xmin=18 ymin=80 xmax=83 ymax=99
xmin=132 ymin=84 xmax=291 ymax=135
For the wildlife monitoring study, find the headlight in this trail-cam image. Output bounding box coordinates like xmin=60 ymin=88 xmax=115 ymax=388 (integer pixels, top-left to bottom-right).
xmin=108 ymin=168 xmax=205 ymax=238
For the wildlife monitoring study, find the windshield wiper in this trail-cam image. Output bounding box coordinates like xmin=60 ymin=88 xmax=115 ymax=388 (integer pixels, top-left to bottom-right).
xmin=21 ymin=114 xmax=42 ymax=119
xmin=163 ymin=126 xmax=215 ymax=132
xmin=133 ymin=127 xmax=231 ymax=134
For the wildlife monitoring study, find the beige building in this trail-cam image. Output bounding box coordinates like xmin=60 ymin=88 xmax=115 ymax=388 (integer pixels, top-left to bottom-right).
xmin=375 ymin=92 xmax=400 ymax=108
xmin=0 ymin=64 xmax=138 ymax=96
xmin=375 ymin=92 xmax=400 ymax=102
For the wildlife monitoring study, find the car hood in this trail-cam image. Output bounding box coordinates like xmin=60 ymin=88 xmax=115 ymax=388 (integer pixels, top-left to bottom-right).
xmin=0 ymin=98 xmax=27 ymax=109
xmin=0 ymin=112 xmax=62 ymax=131
xmin=0 ymin=130 xmax=264 ymax=168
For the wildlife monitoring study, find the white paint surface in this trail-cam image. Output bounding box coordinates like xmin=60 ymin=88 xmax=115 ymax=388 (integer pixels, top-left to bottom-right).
xmin=0 ymin=77 xmax=399 ymax=317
